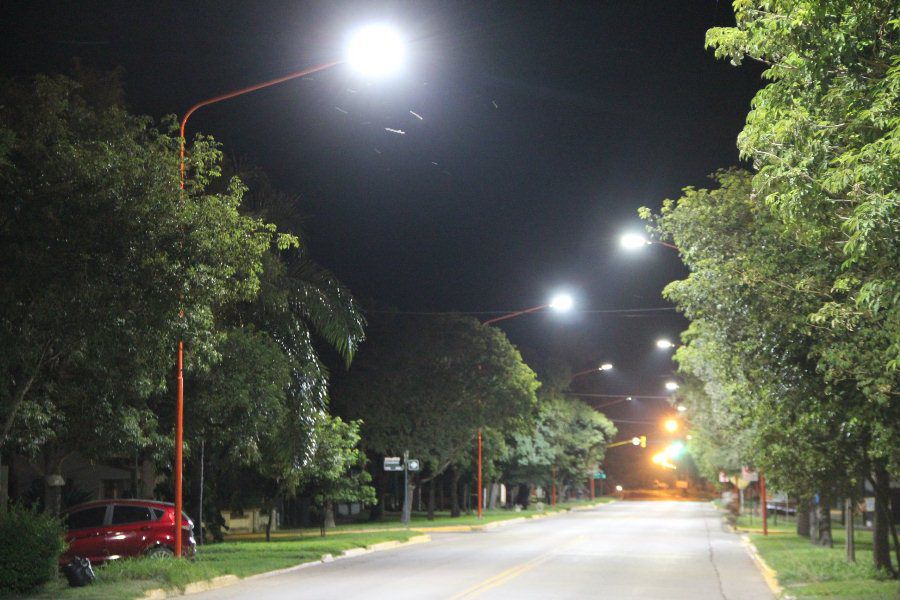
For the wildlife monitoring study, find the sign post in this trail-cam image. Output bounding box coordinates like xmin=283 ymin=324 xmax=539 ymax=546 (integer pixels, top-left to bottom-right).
xmin=387 ymin=453 xmax=419 ymax=526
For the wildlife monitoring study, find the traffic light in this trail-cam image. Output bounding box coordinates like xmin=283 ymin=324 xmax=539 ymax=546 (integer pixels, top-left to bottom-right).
xmin=640 ymin=435 xmax=647 ymax=448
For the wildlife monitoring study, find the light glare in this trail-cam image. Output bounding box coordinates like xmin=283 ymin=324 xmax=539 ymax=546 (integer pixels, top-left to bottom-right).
xmin=549 ymin=293 xmax=574 ymax=311
xmin=664 ymin=419 xmax=678 ymax=433
xmin=620 ymin=233 xmax=649 ymax=250
xmin=665 ymin=381 xmax=679 ymax=391
xmin=656 ymin=339 xmax=674 ymax=349
xmin=347 ymin=24 xmax=405 ymax=77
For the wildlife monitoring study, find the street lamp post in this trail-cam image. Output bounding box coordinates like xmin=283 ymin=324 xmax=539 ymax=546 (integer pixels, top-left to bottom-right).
xmin=477 ymin=292 xmax=573 ymax=518
xmin=173 ymin=25 xmax=403 ymax=556
xmin=175 ymin=59 xmax=339 ymax=557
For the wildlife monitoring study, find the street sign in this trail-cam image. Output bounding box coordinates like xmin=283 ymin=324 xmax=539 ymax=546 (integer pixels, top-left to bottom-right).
xmin=406 ymin=458 xmax=420 ymax=472
xmin=384 ymin=457 xmax=403 ymax=471
xmin=593 ymin=472 xmax=606 ymax=479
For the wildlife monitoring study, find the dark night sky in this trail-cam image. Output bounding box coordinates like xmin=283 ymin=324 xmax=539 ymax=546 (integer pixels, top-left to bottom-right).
xmin=1 ymin=1 xmax=763 ymax=484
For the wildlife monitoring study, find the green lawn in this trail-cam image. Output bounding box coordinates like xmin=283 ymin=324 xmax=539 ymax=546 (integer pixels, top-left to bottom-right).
xmin=225 ymin=498 xmax=615 ymax=540
xmin=737 ymin=519 xmax=899 ymax=599
xmin=20 ymin=531 xmax=418 ymax=600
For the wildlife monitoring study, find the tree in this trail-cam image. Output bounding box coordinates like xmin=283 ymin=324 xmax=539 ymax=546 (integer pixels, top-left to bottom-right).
xmin=333 ymin=314 xmax=540 ymax=522
xmin=0 ymin=73 xmax=292 ymax=513
xmin=501 ymin=380 xmax=616 ymax=504
xmin=707 ymin=2 xmax=899 ymax=572
xmin=644 ymin=170 xmax=860 ymax=548
xmin=303 ymin=416 xmax=375 ymax=535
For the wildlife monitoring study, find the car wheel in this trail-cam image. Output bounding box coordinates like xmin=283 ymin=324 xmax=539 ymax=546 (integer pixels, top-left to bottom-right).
xmin=146 ymin=545 xmax=174 ymax=559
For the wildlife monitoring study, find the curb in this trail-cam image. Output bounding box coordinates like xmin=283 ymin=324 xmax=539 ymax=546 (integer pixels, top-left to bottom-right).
xmin=137 ymin=534 xmax=432 ymax=599
xmin=740 ymin=534 xmax=785 ymax=599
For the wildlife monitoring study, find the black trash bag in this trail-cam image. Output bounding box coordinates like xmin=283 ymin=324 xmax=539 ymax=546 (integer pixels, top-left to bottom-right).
xmin=62 ymin=557 xmax=95 ymax=587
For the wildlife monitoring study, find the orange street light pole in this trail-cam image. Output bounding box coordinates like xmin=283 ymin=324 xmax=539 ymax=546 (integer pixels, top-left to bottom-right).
xmin=174 ymin=59 xmax=341 ymax=557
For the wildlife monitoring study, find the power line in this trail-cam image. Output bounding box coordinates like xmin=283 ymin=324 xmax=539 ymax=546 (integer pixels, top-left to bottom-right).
xmin=568 ymin=393 xmax=671 ymax=400
xmin=365 ymin=307 xmax=677 ymax=316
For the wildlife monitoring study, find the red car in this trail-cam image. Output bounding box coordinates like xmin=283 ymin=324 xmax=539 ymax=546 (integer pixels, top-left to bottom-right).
xmin=60 ymin=499 xmax=196 ymax=565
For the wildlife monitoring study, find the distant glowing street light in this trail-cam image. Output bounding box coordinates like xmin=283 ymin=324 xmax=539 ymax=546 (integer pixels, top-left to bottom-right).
xmin=571 ymin=362 xmax=614 ymax=380
xmin=665 ymin=381 xmax=679 ymax=392
xmin=483 ymin=292 xmax=575 ymax=326
xmin=615 ymin=485 xmax=624 ymax=492
xmin=347 ymin=24 xmax=405 ymax=77
xmin=664 ymin=419 xmax=679 ymax=433
xmin=631 ymin=437 xmax=641 ymax=446
xmin=676 ymin=404 xmax=687 ymax=412
xmin=656 ymin=339 xmax=675 ymax=349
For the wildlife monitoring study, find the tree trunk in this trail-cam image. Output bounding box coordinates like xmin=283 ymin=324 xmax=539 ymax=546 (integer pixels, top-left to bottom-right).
xmin=324 ymin=500 xmax=336 ymax=531
xmin=816 ymin=495 xmax=833 ymax=548
xmin=462 ymin=483 xmax=470 ymax=514
xmin=43 ymin=474 xmax=63 ymax=518
xmin=265 ymin=504 xmax=275 ymax=542
xmin=450 ymin=467 xmax=460 ymax=518
xmin=796 ymin=497 xmax=810 ymax=537
xmin=427 ymin=478 xmax=436 ymax=521
xmin=489 ymin=482 xmax=500 ymax=510
xmin=845 ymin=498 xmax=855 ymax=563
xmin=872 ymin=461 xmax=895 ymax=574
xmin=809 ymin=500 xmax=819 ymax=545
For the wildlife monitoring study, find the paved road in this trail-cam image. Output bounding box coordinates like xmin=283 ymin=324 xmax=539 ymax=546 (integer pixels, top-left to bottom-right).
xmin=194 ymin=501 xmax=774 ymax=599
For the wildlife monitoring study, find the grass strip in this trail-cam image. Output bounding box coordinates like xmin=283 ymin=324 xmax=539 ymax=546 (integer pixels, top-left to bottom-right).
xmin=21 ymin=531 xmax=417 ymax=600
xmin=743 ymin=525 xmax=899 ymax=599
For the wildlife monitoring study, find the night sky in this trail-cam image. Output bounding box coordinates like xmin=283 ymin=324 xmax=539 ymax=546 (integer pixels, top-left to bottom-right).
xmin=1 ymin=1 xmax=764 ymax=485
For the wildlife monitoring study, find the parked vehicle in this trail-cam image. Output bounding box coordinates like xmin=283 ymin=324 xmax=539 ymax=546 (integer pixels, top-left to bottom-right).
xmin=60 ymin=499 xmax=196 ymax=565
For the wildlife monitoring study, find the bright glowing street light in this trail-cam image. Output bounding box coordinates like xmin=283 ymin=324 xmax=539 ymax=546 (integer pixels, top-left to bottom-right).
xmin=656 ymin=339 xmax=675 ymax=349
xmin=599 ymin=363 xmax=614 ymax=371
xmin=549 ymin=293 xmax=574 ymax=311
xmin=665 ymin=381 xmax=679 ymax=391
xmin=620 ymin=232 xmax=649 ymax=250
xmin=615 ymin=485 xmax=624 ymax=492
xmin=676 ymin=404 xmax=687 ymax=412
xmin=620 ymin=231 xmax=678 ymax=251
xmin=664 ymin=419 xmax=679 ymax=433
xmin=347 ymin=24 xmax=405 ymax=77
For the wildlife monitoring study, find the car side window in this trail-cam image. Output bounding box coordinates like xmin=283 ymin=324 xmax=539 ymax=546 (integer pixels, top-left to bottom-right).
xmin=151 ymin=508 xmax=164 ymax=520
xmin=111 ymin=505 xmax=153 ymax=525
xmin=66 ymin=506 xmax=108 ymax=530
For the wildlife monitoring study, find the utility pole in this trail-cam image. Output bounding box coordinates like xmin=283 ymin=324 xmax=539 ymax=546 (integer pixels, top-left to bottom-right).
xmin=760 ymin=472 xmax=768 ymax=536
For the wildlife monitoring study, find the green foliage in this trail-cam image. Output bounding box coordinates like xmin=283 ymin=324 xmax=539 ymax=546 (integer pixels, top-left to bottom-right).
xmin=334 ymin=315 xmax=540 ymax=479
xmin=0 ymin=73 xmax=288 ymax=467
xmin=0 ymin=505 xmax=66 ymax=594
xmin=647 ymin=169 xmax=868 ymax=500
xmin=706 ymin=2 xmax=899 ymax=466
xmin=305 ymin=416 xmax=375 ymax=508
xmin=503 ymin=391 xmax=616 ymax=491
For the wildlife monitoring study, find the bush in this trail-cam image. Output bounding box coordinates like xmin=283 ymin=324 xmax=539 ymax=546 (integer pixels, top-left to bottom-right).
xmin=0 ymin=505 xmax=66 ymax=593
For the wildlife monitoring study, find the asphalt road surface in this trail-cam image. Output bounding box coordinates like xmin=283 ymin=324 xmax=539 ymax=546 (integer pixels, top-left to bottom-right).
xmin=193 ymin=501 xmax=774 ymax=599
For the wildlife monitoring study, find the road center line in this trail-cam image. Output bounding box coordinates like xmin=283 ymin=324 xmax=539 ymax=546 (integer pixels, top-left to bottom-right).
xmin=447 ymin=535 xmax=587 ymax=600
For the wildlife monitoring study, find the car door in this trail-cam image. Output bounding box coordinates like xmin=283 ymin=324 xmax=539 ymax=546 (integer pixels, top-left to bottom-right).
xmin=106 ymin=504 xmax=156 ymax=559
xmin=63 ymin=505 xmax=110 ymax=564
